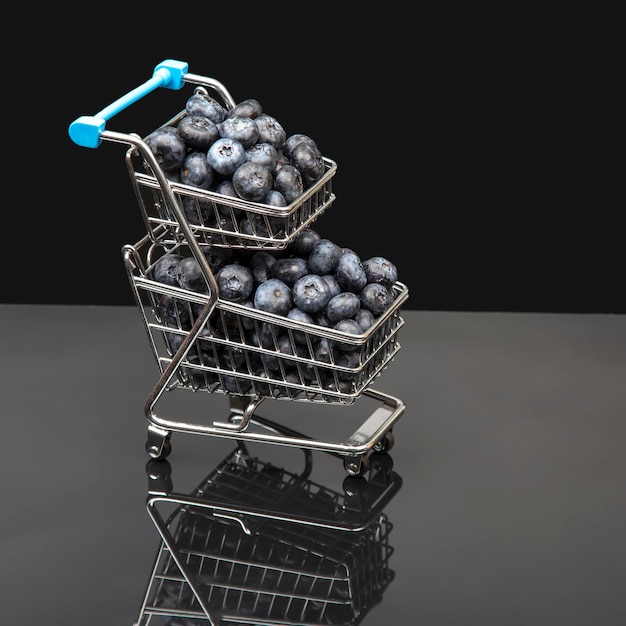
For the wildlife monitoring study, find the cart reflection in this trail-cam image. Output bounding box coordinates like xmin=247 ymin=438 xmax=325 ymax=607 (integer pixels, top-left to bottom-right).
xmin=134 ymin=441 xmax=402 ymax=625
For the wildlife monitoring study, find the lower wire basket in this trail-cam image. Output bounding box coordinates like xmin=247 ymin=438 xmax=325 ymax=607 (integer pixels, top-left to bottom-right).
xmin=123 ymin=228 xmax=409 ymax=474
xmin=134 ymin=443 xmax=401 ymax=625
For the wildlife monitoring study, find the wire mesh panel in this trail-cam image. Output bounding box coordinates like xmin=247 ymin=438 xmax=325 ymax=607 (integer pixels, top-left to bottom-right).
xmin=124 ymin=232 xmax=409 ymax=405
xmin=135 ymin=448 xmax=399 ymax=625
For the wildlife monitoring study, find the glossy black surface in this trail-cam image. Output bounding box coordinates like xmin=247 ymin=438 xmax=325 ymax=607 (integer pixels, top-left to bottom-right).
xmin=3 ymin=306 xmax=625 ymax=625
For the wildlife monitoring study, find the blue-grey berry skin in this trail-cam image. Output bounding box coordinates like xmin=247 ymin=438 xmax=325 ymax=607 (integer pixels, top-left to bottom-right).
xmin=200 ymin=245 xmax=234 ymax=274
xmin=152 ymin=253 xmax=183 ymax=286
xmin=274 ymin=164 xmax=304 ymax=203
xmin=157 ymin=295 xmax=191 ymax=328
xmin=287 ymin=307 xmax=314 ymax=345
xmin=216 ymin=264 xmax=254 ymax=302
xmin=185 ymin=93 xmax=227 ymax=124
xmin=177 ymin=115 xmax=220 ymax=151
xmin=363 ymin=256 xmax=398 ymax=288
xmin=270 ymin=256 xmax=309 ymax=287
xmin=308 ymin=239 xmax=342 ymax=275
xmin=214 ymin=179 xmax=237 ymax=197
xmin=360 ymin=282 xmax=394 ymax=316
xmin=254 ymin=278 xmax=292 ymax=316
xmin=292 ymin=274 xmax=332 ymax=313
xmin=219 ymin=116 xmax=260 ymax=149
xmin=232 ymin=162 xmax=273 ymax=202
xmin=177 ymin=257 xmax=209 ymax=293
xmin=227 ymin=98 xmax=263 ymax=119
xmin=326 ymin=292 xmax=361 ymax=323
xmin=284 ymin=133 xmax=317 ymax=160
xmin=291 ymin=141 xmax=325 ymax=187
xmin=321 ymin=274 xmax=342 ymax=299
xmin=255 ymin=114 xmax=287 ymax=150
xmin=334 ymin=250 xmax=367 ymax=293
xmin=180 ymin=152 xmax=214 ymax=189
xmin=245 ymin=142 xmax=279 ymax=170
xmin=354 ymin=308 xmax=376 ymax=332
xmin=287 ymin=228 xmax=321 ymax=257
xmin=332 ymin=318 xmax=362 ymax=352
xmin=264 ymin=190 xmax=287 ymax=207
xmin=145 ymin=126 xmax=187 ymax=171
xmin=206 ymin=138 xmax=246 ymax=176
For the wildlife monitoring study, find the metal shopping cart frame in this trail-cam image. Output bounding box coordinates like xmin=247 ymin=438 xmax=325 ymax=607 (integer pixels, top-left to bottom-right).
xmin=69 ymin=59 xmax=409 ymax=476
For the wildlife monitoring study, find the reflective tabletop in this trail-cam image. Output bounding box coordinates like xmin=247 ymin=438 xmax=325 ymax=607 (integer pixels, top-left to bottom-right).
xmin=2 ymin=306 xmax=625 ymax=625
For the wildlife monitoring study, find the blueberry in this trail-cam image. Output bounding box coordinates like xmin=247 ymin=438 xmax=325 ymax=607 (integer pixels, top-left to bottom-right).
xmin=177 ymin=115 xmax=220 ymax=151
xmin=214 ymin=179 xmax=238 ymax=197
xmin=360 ymin=282 xmax=394 ymax=315
xmin=253 ymin=278 xmax=292 ymax=316
xmin=264 ymin=190 xmax=287 ymax=207
xmin=255 ymin=114 xmax=287 ymax=150
xmin=284 ymin=133 xmax=317 ymax=160
xmin=200 ymin=245 xmax=234 ymax=274
xmin=176 ymin=257 xmax=209 ymax=293
xmin=185 ymin=92 xmax=227 ymax=124
xmin=308 ymin=239 xmax=341 ymax=275
xmin=286 ymin=228 xmax=321 ymax=256
xmin=151 ymin=253 xmax=183 ymax=286
xmin=219 ymin=116 xmax=259 ymax=149
xmin=216 ymin=264 xmax=254 ymax=302
xmin=270 ymin=256 xmax=309 ymax=287
xmin=334 ymin=250 xmax=367 ymax=293
xmin=325 ymin=292 xmax=361 ymax=323
xmin=292 ymin=274 xmax=332 ymax=313
xmin=363 ymin=256 xmax=398 ymax=287
xmin=354 ymin=308 xmax=376 ymax=331
xmin=290 ymin=141 xmax=325 ymax=187
xmin=287 ymin=307 xmax=314 ymax=345
xmin=314 ymin=336 xmax=334 ymax=363
xmin=321 ymin=274 xmax=342 ymax=299
xmin=332 ymin=318 xmax=362 ymax=352
xmin=245 ymin=142 xmax=279 ymax=170
xmin=274 ymin=165 xmax=304 ymax=203
xmin=157 ymin=294 xmax=191 ymax=328
xmin=232 ymin=162 xmax=273 ymax=202
xmin=227 ymin=98 xmax=263 ymax=119
xmin=206 ymin=138 xmax=246 ymax=176
xmin=180 ymin=152 xmax=214 ymax=189
xmin=144 ymin=126 xmax=187 ymax=171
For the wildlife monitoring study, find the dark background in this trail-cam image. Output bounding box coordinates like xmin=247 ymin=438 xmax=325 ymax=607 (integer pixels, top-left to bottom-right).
xmin=8 ymin=12 xmax=620 ymax=313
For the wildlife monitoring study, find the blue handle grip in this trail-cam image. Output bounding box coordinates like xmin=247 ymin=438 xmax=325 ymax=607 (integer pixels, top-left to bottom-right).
xmin=68 ymin=59 xmax=189 ymax=148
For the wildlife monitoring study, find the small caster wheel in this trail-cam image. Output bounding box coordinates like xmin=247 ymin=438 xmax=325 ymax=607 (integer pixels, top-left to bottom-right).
xmin=344 ymin=453 xmax=370 ymax=477
xmin=373 ymin=430 xmax=395 ymax=453
xmin=369 ymin=451 xmax=394 ymax=474
xmin=146 ymin=436 xmax=172 ymax=460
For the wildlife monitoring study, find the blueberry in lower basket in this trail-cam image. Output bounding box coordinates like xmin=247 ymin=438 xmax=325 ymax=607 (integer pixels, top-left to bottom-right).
xmin=292 ymin=274 xmax=332 ymax=314
xmin=216 ymin=264 xmax=254 ymax=302
xmin=151 ymin=253 xmax=183 ymax=286
xmin=253 ymin=278 xmax=292 ymax=316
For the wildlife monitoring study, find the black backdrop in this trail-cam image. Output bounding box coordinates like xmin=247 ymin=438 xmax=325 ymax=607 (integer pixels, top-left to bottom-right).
xmin=8 ymin=14 xmax=621 ymax=313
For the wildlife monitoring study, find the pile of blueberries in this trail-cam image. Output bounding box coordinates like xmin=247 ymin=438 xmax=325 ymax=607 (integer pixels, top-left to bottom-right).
xmin=150 ymin=228 xmax=400 ymax=394
xmin=144 ymin=92 xmax=327 ymax=209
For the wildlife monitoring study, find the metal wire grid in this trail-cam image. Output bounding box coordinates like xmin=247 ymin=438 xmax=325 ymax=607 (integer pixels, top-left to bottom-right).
xmin=124 ymin=234 xmax=408 ymax=406
xmin=136 ymin=499 xmax=393 ymax=625
xmin=125 ymin=131 xmax=338 ymax=251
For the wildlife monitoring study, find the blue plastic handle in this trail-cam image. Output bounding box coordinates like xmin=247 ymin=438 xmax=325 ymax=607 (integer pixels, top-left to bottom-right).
xmin=68 ymin=59 xmax=189 ymax=149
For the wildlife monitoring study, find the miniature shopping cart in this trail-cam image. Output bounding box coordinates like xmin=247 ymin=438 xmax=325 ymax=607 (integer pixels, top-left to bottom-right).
xmin=69 ymin=59 xmax=409 ymax=476
xmin=134 ymin=439 xmax=401 ymax=625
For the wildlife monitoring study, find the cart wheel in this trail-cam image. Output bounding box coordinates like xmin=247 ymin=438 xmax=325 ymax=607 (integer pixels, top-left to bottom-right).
xmin=373 ymin=430 xmax=395 ymax=453
xmin=344 ymin=453 xmax=370 ymax=477
xmin=369 ymin=450 xmax=394 ymax=474
xmin=146 ymin=436 xmax=172 ymax=460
